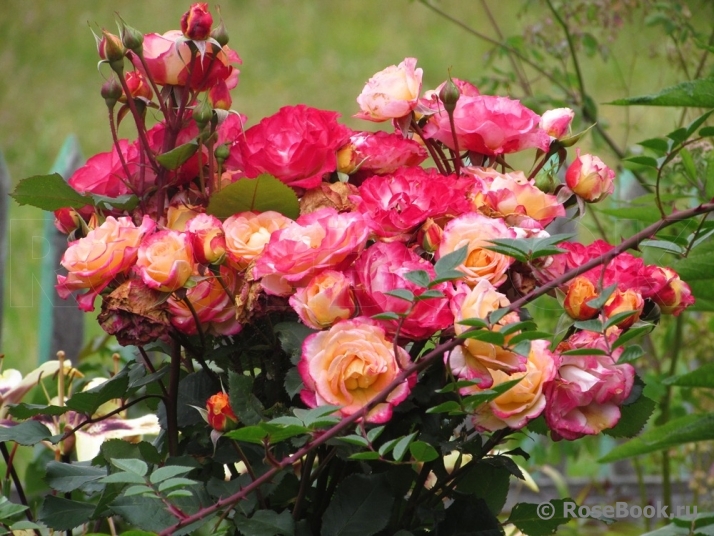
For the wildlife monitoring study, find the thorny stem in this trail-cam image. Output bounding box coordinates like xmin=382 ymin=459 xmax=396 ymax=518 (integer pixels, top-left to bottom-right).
xmin=230 ymin=440 xmax=267 ymax=509
xmin=0 ymin=443 xmax=40 ymax=535
xmin=410 ymin=117 xmax=448 ymax=175
xmin=158 ymin=200 xmax=714 ymax=535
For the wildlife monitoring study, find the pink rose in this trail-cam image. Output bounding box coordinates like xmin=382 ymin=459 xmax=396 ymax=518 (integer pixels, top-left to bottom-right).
xmin=68 ymin=140 xmax=137 ymax=198
xmin=223 ymin=211 xmax=293 ymax=270
xmin=355 ymin=58 xmax=423 ymax=122
xmin=185 ymin=213 xmax=226 ymax=265
xmin=545 ymin=330 xmax=634 ymax=440
xmin=136 ymin=230 xmax=194 ymax=292
xmin=640 ymin=266 xmax=694 ymax=316
xmin=132 ymin=30 xmax=241 ymax=91
xmin=565 ymin=150 xmax=615 ymax=203
xmin=539 ymin=108 xmax=575 ymax=139
xmin=471 ymin=340 xmax=557 ymax=431
xmin=466 ymin=167 xmax=565 ymax=227
xmin=56 ymin=216 xmax=156 ymax=312
xmin=352 ymin=167 xmax=472 ymax=242
xmin=168 ymin=265 xmax=241 ymax=336
xmin=289 ymin=270 xmax=356 ymax=330
xmin=352 ymin=242 xmax=454 ymax=340
xmin=423 ymin=94 xmax=550 ymax=156
xmin=437 ymin=212 xmax=517 ymax=287
xmin=253 ymin=208 xmax=369 ymax=296
xmin=336 ymin=131 xmax=427 ymax=179
xmin=299 ymin=318 xmax=412 ymax=423
xmin=240 ymin=105 xmax=352 ymax=190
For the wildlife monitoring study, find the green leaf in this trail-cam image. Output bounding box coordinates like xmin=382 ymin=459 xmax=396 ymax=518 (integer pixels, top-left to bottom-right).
xmin=111 ymin=458 xmax=148 ymax=476
xmin=462 ymin=378 xmax=523 ymax=411
xmin=680 ymin=148 xmax=698 ymax=180
xmin=366 ymin=426 xmax=385 ymax=443
xmin=158 ymin=477 xmax=199 ymax=493
xmin=409 ymin=441 xmax=439 ymax=462
xmin=66 ymin=371 xmax=129 ymax=415
xmin=489 ymin=307 xmax=512 ymax=324
xmin=426 ymin=401 xmax=463 ymax=415
xmin=385 ymin=289 xmax=415 ymax=302
xmin=415 ymin=289 xmax=445 ymax=300
xmin=664 ymin=362 xmax=714 ymax=388
xmin=638 ymin=137 xmax=670 ymax=156
xmin=429 ymin=269 xmax=465 ymax=285
xmin=123 ymin=485 xmax=155 ymax=497
xmin=640 ymin=239 xmax=684 ymax=255
xmin=392 ymin=432 xmax=417 ymax=462
xmin=337 ymin=435 xmax=370 ymax=448
xmin=506 ymin=499 xmax=575 ymax=536
xmin=39 ymin=495 xmax=96 ymax=530
xmin=0 ymin=498 xmax=28 ymax=520
xmin=7 ymin=403 xmax=69 ymax=419
xmin=499 ymin=320 xmax=537 ymax=337
xmin=434 ymin=246 xmax=468 ymax=276
xmin=672 ymin=240 xmax=714 ymax=311
xmin=149 ymin=465 xmax=194 ymax=485
xmin=274 ymin=322 xmax=316 ymax=364
xmin=378 ymin=438 xmax=401 ymax=457
xmin=457 ymin=330 xmax=505 ymax=345
xmin=100 ymin=472 xmax=147 ymax=485
xmin=224 ymin=426 xmax=268 ymax=444
xmin=604 ymin=395 xmax=655 ymax=438
xmin=0 ymin=421 xmax=52 ymax=445
xmin=229 ymin=372 xmax=264 ymax=426
xmin=608 ymin=77 xmax=714 ymax=107
xmin=404 ymin=270 xmax=430 ymax=288
xmin=261 ymin=423 xmax=311 ymax=443
xmin=166 ymin=489 xmax=194 ymax=499
xmin=617 ymin=344 xmax=645 ymax=364
xmin=156 ymin=140 xmax=198 ymax=170
xmin=560 ymin=348 xmax=609 ymax=356
xmin=91 ymin=193 xmax=139 ymax=211
xmin=207 ymin=174 xmax=300 ymax=220
xmin=45 ymin=461 xmax=106 ymax=493
xmin=612 ymin=324 xmax=654 ymax=349
xmin=234 ymin=509 xmax=295 ymax=536
xmin=573 ymin=318 xmax=604 ymax=332
xmin=623 ymin=155 xmax=659 ymax=168
xmin=321 ymin=474 xmax=394 ymax=536
xmin=10 ymin=173 xmax=92 ymax=210
xmin=349 ymin=451 xmax=381 ymax=461
xmin=110 ymin=495 xmax=177 ymax=533
xmin=507 ymin=331 xmax=552 ymax=345
xmin=457 ymin=461 xmax=511 ymax=515
xmin=371 ymin=312 xmax=401 ymax=321
xmin=457 ymin=318 xmax=489 ymax=329
xmin=295 ymin=405 xmax=341 ymax=428
xmin=600 ymin=413 xmax=714 ymax=462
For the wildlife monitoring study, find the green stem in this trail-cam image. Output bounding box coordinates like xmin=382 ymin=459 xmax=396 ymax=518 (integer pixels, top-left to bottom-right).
xmin=0 ymin=443 xmax=39 ymax=535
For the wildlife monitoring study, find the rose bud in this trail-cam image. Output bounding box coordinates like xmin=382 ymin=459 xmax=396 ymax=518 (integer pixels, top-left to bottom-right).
xmin=289 ymin=270 xmax=356 ymax=330
xmin=136 ymin=230 xmax=194 ymax=292
xmin=208 ymin=80 xmax=232 ymax=110
xmin=540 ymin=108 xmax=575 ymax=139
xmin=123 ymin=71 xmax=153 ymax=102
xmin=101 ymin=76 xmax=123 ymax=109
xmin=603 ymin=288 xmax=644 ymax=329
xmin=181 ymin=3 xmax=213 ymax=41
xmin=185 ymin=213 xmax=227 ymax=265
xmin=417 ymin=218 xmax=443 ymax=253
xmin=206 ymin=392 xmax=238 ymax=432
xmin=98 ymin=29 xmax=125 ymax=65
xmin=563 ymin=276 xmax=600 ymax=320
xmin=439 ymin=76 xmax=460 ymax=113
xmin=565 ymin=150 xmax=615 ymax=203
xmin=118 ymin=19 xmax=144 ymax=54
xmin=650 ymin=267 xmax=695 ymax=316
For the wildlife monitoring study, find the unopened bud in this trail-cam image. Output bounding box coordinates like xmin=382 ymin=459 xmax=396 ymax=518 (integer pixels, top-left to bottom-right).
xmin=101 ymin=77 xmax=123 ymax=108
xmin=439 ymin=76 xmax=460 ymax=113
xmin=564 ymin=276 xmax=599 ymax=320
xmin=123 ymin=71 xmax=153 ymax=102
xmin=193 ymin=99 xmax=213 ymax=127
xmin=208 ymin=81 xmax=232 ymax=110
xmin=215 ymin=144 xmax=230 ymax=162
xmin=210 ymin=19 xmax=229 ymax=47
xmin=99 ymin=30 xmax=125 ymax=64
xmin=181 ymin=3 xmax=213 ymax=41
xmin=118 ymin=19 xmax=144 ymax=55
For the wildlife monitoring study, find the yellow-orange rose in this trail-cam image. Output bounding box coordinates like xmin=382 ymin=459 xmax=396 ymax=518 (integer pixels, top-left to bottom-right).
xmin=289 ymin=270 xmax=356 ymax=329
xmin=56 ymin=216 xmax=155 ymax=311
xmin=136 ymin=230 xmax=194 ymax=292
xmin=223 ymin=211 xmax=293 ymax=270
xmin=298 ymin=318 xmax=411 ymax=423
xmin=471 ymin=340 xmax=556 ymax=431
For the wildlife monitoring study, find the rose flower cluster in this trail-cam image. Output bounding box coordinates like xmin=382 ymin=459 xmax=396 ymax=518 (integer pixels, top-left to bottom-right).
xmin=53 ymin=4 xmax=693 ymax=440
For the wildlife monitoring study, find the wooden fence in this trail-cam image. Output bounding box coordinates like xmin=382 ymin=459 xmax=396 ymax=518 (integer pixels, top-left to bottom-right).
xmin=0 ymin=137 xmax=84 ymax=363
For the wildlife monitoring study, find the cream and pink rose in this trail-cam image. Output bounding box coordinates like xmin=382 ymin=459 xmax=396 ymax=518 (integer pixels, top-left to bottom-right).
xmin=355 ymin=58 xmax=423 ymax=122
xmin=298 ymin=318 xmax=412 ymax=423
xmin=223 ymin=211 xmax=293 ymax=270
xmin=136 ymin=230 xmax=194 ymax=292
xmin=289 ymin=270 xmax=356 ymax=330
xmin=565 ymin=151 xmax=615 ymax=203
xmin=539 ymin=108 xmax=575 ymax=139
xmin=437 ymin=212 xmax=517 ymax=287
xmin=252 ymin=208 xmax=369 ymax=296
xmin=56 ymin=215 xmax=155 ymax=312
xmin=446 ymin=280 xmax=525 ymax=389
xmin=185 ymin=213 xmax=226 ymax=265
xmin=336 ymin=131 xmax=427 ymax=180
